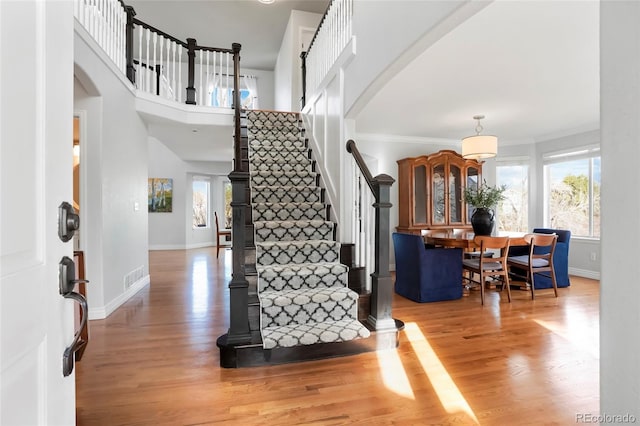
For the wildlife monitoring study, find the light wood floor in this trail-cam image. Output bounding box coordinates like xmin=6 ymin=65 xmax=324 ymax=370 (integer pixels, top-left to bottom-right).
xmin=76 ymin=247 xmax=599 ymax=425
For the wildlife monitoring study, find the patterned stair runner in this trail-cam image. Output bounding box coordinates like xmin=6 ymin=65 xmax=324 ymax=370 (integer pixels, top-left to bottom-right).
xmin=247 ymin=110 xmax=370 ymax=350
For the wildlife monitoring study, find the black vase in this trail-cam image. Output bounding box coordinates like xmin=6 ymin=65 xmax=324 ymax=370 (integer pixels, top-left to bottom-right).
xmin=471 ymin=208 xmax=495 ymax=236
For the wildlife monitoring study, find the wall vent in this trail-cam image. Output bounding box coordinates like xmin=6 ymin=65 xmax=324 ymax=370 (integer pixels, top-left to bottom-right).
xmin=123 ymin=266 xmax=145 ymax=290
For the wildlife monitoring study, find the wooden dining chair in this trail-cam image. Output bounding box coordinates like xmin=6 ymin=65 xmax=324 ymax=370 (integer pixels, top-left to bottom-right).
xmin=215 ymin=212 xmax=231 ymax=258
xmin=462 ymin=236 xmax=512 ymax=305
xmin=507 ymin=233 xmax=558 ymax=300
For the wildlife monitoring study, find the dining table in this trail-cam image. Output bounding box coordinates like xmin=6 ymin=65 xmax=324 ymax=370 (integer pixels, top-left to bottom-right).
xmin=422 ymin=229 xmax=528 ymax=249
xmin=423 ymin=229 xmax=530 ymax=289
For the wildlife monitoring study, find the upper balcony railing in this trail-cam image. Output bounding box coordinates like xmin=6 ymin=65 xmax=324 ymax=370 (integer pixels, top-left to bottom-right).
xmin=300 ymin=0 xmax=353 ymax=108
xmin=74 ymin=0 xmax=241 ymax=110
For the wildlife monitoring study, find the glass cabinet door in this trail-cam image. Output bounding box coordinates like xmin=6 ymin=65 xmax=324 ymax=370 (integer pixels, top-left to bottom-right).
xmin=449 ymin=164 xmax=462 ymax=223
xmin=467 ymin=167 xmax=479 ymax=221
xmin=414 ymin=165 xmax=427 ymax=224
xmin=432 ymin=163 xmax=446 ymax=224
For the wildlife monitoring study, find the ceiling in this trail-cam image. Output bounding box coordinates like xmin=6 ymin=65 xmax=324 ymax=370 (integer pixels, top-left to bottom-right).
xmin=126 ymin=0 xmax=330 ymax=71
xmin=355 ymin=0 xmax=599 ymax=145
xmin=131 ymin=0 xmax=599 ymax=161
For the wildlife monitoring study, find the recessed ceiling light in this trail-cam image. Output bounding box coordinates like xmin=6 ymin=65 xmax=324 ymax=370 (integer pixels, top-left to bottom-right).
xmin=258 ymin=0 xmax=275 ymax=4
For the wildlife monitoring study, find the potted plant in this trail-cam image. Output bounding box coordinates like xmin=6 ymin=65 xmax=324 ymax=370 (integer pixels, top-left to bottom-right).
xmin=464 ymin=180 xmax=506 ymax=235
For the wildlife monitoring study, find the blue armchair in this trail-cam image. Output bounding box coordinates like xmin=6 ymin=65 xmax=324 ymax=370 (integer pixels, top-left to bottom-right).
xmin=392 ymin=233 xmax=463 ymax=303
xmin=508 ymin=228 xmax=571 ymax=288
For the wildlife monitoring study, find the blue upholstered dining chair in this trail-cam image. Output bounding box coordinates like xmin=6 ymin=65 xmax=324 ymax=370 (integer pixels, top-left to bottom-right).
xmin=392 ymin=233 xmax=463 ymax=303
xmin=507 ymin=228 xmax=571 ymax=289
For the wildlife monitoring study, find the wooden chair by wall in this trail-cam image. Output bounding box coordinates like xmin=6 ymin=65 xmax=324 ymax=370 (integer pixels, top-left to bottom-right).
xmin=215 ymin=212 xmax=231 ymax=258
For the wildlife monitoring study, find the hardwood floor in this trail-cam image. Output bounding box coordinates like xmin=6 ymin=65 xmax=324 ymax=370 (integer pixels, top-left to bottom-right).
xmin=76 ymin=247 xmax=599 ymax=425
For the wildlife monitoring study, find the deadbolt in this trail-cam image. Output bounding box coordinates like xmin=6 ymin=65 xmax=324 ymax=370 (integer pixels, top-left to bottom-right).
xmin=58 ymin=201 xmax=79 ymax=242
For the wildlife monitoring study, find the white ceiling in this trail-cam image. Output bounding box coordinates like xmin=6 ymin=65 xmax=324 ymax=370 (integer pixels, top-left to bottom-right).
xmin=126 ymin=0 xmax=330 ymax=70
xmin=355 ymin=0 xmax=600 ymax=145
xmin=130 ymin=0 xmax=599 ymax=161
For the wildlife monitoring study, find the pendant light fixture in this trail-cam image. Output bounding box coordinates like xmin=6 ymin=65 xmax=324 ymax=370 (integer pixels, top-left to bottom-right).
xmin=461 ymin=115 xmax=497 ymax=160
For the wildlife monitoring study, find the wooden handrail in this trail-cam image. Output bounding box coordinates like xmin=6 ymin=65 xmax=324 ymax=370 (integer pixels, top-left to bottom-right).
xmin=346 ymin=140 xmax=397 ymax=331
xmin=132 ymin=18 xmax=187 ymax=47
xmin=346 ymin=139 xmax=376 ymax=197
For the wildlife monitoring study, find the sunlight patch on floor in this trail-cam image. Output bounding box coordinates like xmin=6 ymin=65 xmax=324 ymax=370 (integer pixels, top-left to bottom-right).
xmin=191 ymin=254 xmax=210 ymax=315
xmin=404 ymin=322 xmax=479 ymax=424
xmin=376 ymin=348 xmax=415 ymax=400
xmin=534 ymin=318 xmax=599 ymax=359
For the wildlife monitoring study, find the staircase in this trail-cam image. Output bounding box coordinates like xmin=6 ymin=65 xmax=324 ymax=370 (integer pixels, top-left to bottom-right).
xmin=247 ymin=110 xmax=371 ymax=350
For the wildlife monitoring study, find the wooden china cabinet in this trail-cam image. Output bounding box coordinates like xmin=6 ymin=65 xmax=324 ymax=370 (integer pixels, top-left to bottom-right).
xmin=397 ymin=150 xmax=482 ymax=235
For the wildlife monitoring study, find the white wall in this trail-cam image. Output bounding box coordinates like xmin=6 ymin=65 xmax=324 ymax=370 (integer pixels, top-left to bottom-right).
xmin=148 ymin=138 xmax=187 ymax=249
xmin=74 ymin=27 xmax=150 ymax=319
xmin=600 ymin=1 xmax=640 ymax=417
xmin=148 ymin=138 xmax=232 ymax=250
xmin=275 ymin=10 xmax=322 ymax=111
xmin=345 ymin=0 xmax=476 ymax=117
xmin=247 ymin=68 xmax=275 ymax=110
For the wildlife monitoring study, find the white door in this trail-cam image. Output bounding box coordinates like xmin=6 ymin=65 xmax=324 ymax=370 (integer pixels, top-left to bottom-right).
xmin=1 ymin=1 xmax=75 ymax=425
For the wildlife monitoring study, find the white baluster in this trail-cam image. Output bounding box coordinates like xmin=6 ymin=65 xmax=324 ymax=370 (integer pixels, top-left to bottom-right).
xmin=98 ymin=0 xmax=104 ymax=50
xmin=198 ymin=49 xmax=203 ymax=105
xmin=225 ymin=52 xmax=230 ymax=107
xmin=211 ymin=50 xmax=222 ymax=106
xmin=152 ymin=31 xmax=158 ymax=95
xmin=173 ymin=44 xmax=184 ymax=103
xmin=158 ymin=36 xmax=164 ymax=97
xmin=145 ymin=28 xmax=151 ymax=93
xmin=108 ymin=0 xmax=114 ymax=61
xmin=137 ymin=24 xmax=143 ymax=88
xmin=205 ymin=50 xmax=210 ymax=106
xmin=165 ymin=39 xmax=171 ymax=100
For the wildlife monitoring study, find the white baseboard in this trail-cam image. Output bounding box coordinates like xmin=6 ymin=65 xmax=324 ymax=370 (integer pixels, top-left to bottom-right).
xmin=149 ymin=244 xmax=186 ymax=251
xmin=186 ymin=242 xmax=215 ymax=249
xmin=569 ymin=267 xmax=600 ymax=281
xmin=88 ymin=274 xmax=150 ymax=320
xmin=149 ymin=243 xmax=215 ymax=251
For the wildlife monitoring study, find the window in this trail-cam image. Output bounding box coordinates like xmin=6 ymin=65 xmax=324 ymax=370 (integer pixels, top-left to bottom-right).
xmin=193 ymin=178 xmax=210 ymax=228
xmin=544 ymin=147 xmax=600 ymax=238
xmin=211 ymin=87 xmax=252 ymax=108
xmin=223 ymin=180 xmax=232 ymax=229
xmin=209 ymin=74 xmax=258 ymax=109
xmin=496 ymin=161 xmax=529 ymax=232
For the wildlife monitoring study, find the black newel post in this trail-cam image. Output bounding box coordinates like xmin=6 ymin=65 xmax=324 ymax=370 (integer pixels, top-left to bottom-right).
xmin=226 ymin=42 xmax=250 ymax=346
xmin=125 ymin=6 xmax=136 ymax=84
xmin=232 ymin=42 xmax=242 ymax=143
xmin=186 ymin=38 xmax=197 ymax=105
xmin=300 ymin=51 xmax=307 ymax=109
xmin=368 ymin=174 xmax=396 ymax=331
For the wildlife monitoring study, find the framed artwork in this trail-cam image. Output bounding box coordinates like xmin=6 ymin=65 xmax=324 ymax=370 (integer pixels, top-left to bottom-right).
xmin=148 ymin=178 xmax=173 ymax=212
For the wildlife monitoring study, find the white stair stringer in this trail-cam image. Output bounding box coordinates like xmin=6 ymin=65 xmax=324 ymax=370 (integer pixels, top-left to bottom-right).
xmin=247 ymin=110 xmax=370 ymax=351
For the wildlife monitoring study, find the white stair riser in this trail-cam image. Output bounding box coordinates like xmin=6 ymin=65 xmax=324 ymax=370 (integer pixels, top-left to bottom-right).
xmin=258 ymin=263 xmax=348 ymax=292
xmin=252 ymin=203 xmax=326 ymax=222
xmin=256 ymin=241 xmax=340 ymax=266
xmin=260 ymin=288 xmax=359 ymax=328
xmin=254 ymin=221 xmax=334 ymax=242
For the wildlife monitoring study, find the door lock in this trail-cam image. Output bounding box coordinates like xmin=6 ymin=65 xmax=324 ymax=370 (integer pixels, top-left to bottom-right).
xmin=58 ymin=202 xmax=79 ymax=243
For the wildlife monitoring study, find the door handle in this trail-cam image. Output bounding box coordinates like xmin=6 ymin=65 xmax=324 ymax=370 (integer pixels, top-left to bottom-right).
xmin=62 ymin=291 xmax=88 ymax=377
xmin=58 ymin=256 xmax=90 ymax=376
